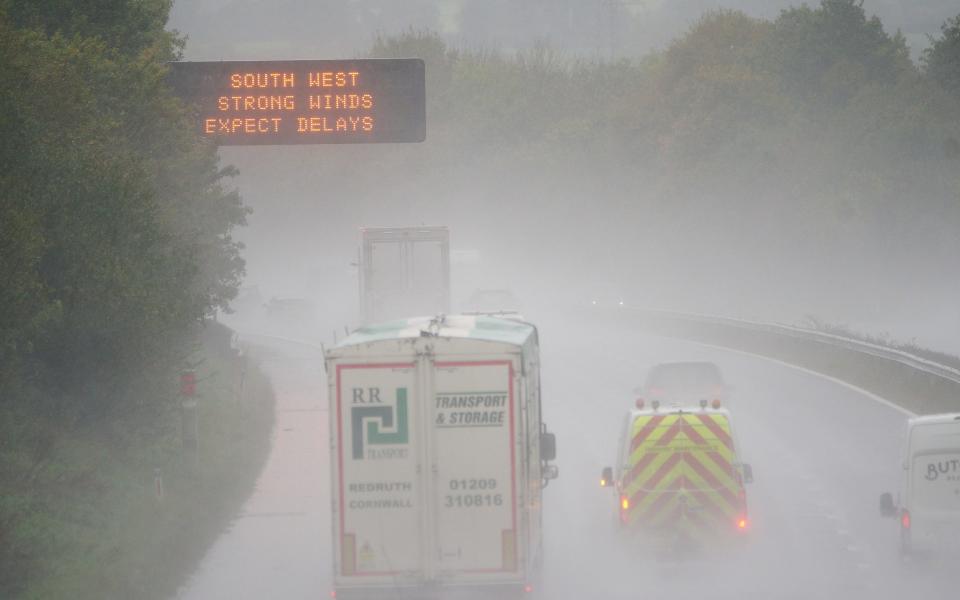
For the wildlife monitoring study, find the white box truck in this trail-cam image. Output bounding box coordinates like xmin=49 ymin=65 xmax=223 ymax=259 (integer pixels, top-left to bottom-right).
xmin=358 ymin=226 xmax=450 ymax=324
xmin=880 ymin=413 xmax=960 ymax=556
xmin=325 ymin=314 xmax=558 ymax=598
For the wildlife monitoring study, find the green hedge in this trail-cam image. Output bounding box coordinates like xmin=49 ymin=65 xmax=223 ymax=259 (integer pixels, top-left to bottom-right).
xmin=0 ymin=323 xmax=275 ymax=599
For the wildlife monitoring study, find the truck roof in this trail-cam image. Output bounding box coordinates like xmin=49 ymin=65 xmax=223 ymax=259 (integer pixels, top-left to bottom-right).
xmin=335 ymin=314 xmax=537 ymax=349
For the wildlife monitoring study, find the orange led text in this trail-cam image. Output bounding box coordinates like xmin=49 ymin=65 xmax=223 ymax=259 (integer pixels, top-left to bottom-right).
xmin=307 ymin=71 xmax=361 ymax=88
xmin=205 ymin=117 xmax=283 ymax=134
xmin=230 ymin=72 xmax=295 ymax=88
xmin=218 ymin=95 xmax=296 ymax=111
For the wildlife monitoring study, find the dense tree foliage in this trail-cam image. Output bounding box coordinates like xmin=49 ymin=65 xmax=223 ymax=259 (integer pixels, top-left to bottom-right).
xmin=1 ymin=2 xmax=249 ymax=595
xmin=330 ymin=0 xmax=960 ymax=314
xmin=923 ymin=14 xmax=960 ymax=99
xmin=0 ymin=1 xmax=247 ymax=418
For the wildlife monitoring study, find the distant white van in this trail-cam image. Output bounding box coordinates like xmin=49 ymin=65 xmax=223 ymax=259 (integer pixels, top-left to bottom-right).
xmin=880 ymin=413 xmax=960 ymax=555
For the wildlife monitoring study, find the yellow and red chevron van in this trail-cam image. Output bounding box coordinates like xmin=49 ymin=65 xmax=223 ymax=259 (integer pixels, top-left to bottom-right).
xmin=325 ymin=314 xmax=558 ymax=599
xmin=601 ymin=399 xmax=753 ymax=546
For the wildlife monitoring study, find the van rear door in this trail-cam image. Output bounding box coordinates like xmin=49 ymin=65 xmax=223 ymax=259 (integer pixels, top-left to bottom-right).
xmin=622 ymin=412 xmax=743 ymax=536
xmin=911 ymin=451 xmax=960 ymax=514
xmin=909 ymin=424 xmax=960 ymax=517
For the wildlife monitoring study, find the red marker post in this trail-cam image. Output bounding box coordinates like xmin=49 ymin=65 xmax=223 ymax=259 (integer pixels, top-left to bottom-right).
xmin=180 ymin=369 xmax=199 ymax=456
xmin=180 ymin=370 xmax=197 ymax=397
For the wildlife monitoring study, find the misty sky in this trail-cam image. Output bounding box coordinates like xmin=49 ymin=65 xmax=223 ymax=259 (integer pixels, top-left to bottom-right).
xmin=170 ymin=0 xmax=958 ymax=61
xmin=165 ymin=0 xmax=960 ymax=354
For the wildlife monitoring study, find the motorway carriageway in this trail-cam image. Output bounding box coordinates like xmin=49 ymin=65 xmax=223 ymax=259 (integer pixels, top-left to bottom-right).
xmin=175 ymin=308 xmax=955 ymax=600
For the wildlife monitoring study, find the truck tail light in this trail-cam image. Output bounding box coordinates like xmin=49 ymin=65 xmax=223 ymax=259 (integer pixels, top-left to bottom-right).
xmin=901 ymin=509 xmax=911 ymax=530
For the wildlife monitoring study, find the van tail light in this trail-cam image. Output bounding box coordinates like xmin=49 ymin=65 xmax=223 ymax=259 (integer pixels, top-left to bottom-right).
xmin=736 ymin=515 xmax=749 ymax=532
xmin=901 ymin=509 xmax=911 ymax=530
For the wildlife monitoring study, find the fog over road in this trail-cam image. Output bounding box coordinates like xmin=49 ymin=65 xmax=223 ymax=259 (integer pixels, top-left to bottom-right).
xmin=176 ymin=309 xmax=955 ymax=599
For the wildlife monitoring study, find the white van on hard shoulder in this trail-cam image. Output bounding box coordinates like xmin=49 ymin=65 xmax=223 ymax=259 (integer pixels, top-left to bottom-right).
xmin=880 ymin=413 xmax=960 ymax=556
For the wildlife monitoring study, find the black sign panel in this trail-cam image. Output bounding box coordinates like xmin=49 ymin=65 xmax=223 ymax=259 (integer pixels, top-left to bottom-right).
xmin=167 ymin=59 xmax=425 ymax=145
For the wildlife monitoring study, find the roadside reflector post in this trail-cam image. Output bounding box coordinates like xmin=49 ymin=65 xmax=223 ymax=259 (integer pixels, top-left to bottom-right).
xmin=235 ymin=348 xmax=248 ymax=416
xmin=154 ymin=467 xmax=164 ymax=502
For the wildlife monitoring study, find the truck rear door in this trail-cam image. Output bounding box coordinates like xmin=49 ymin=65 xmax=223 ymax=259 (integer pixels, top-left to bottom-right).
xmin=430 ymin=357 xmax=521 ymax=580
xmin=334 ymin=360 xmax=423 ymax=583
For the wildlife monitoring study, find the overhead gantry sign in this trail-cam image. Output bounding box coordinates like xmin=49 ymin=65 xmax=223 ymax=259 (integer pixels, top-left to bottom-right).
xmin=167 ymin=59 xmax=425 ymax=145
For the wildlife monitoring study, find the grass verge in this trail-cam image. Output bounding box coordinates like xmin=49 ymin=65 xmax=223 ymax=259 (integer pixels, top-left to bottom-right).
xmin=0 ymin=322 xmax=275 ymax=599
xmin=618 ymin=309 xmax=960 ymax=415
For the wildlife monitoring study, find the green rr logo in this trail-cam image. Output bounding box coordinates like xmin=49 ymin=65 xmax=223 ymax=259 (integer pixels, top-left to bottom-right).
xmin=351 ymin=388 xmax=409 ymax=459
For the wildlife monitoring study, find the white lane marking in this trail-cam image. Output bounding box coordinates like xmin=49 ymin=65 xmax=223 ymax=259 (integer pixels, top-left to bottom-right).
xmin=653 ymin=337 xmax=917 ymax=418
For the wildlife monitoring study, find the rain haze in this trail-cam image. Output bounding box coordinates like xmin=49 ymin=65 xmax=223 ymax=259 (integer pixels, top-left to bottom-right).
xmin=2 ymin=1 xmax=960 ymax=599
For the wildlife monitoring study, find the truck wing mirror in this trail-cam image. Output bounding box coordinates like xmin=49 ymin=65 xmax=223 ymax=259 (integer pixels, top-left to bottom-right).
xmin=879 ymin=492 xmax=897 ymax=518
xmin=600 ymin=467 xmax=613 ymax=487
xmin=541 ymin=431 xmax=557 ymax=462
xmin=742 ymin=463 xmax=754 ymax=484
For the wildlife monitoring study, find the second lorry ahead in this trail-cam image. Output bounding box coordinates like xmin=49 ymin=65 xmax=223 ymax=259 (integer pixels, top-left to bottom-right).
xmin=325 ymin=314 xmax=557 ymax=598
xmin=358 ymin=226 xmax=450 ymax=324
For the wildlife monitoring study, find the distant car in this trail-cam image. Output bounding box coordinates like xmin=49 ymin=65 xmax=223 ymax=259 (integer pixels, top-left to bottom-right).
xmin=226 ymin=285 xmax=264 ymax=318
xmin=880 ymin=413 xmax=960 ymax=556
xmin=263 ymin=297 xmax=316 ymax=321
xmin=462 ymin=288 xmax=521 ymax=313
xmin=637 ymin=361 xmax=731 ymax=407
xmin=585 ymin=281 xmax=626 ymax=308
